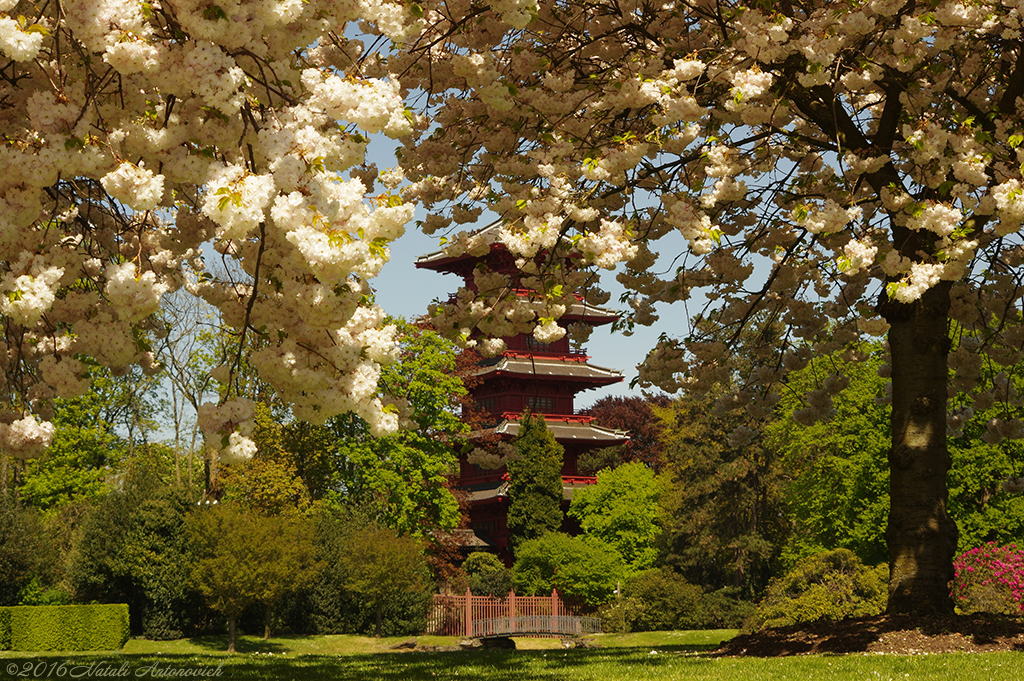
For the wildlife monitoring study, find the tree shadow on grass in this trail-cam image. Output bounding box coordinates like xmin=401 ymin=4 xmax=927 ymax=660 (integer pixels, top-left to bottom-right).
xmin=183 ymin=634 xmax=290 ymax=655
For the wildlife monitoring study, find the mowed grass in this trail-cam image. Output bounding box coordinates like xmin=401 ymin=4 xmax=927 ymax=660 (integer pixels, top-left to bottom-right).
xmin=1 ymin=630 xmax=1022 ymax=681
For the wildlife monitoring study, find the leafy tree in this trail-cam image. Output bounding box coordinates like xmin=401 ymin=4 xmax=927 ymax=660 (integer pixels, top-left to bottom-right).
xmin=463 ymin=552 xmax=513 ymax=597
xmin=766 ymin=348 xmax=892 ymax=567
xmin=0 ymin=494 xmax=49 ymax=606
xmin=579 ymin=395 xmax=671 ymax=472
xmin=187 ymin=502 xmax=320 ymax=650
xmin=506 ymin=413 xmax=565 ymax=553
xmin=333 ymin=521 xmax=431 ymax=637
xmin=657 ymin=396 xmax=787 ymax=597
xmin=768 ymin=344 xmax=1024 ymax=567
xmin=16 ymin=373 xmax=128 ymax=511
xmin=511 ymin=532 xmax=625 ymax=606
xmin=568 ymin=461 xmax=662 ymax=573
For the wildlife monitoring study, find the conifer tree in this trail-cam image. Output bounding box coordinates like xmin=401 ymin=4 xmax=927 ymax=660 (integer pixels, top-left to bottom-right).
xmin=506 ymin=413 xmax=564 ymax=553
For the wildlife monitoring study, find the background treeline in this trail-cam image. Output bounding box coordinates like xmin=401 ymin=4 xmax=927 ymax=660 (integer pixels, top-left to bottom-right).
xmin=3 ymin=328 xmax=1024 ymax=640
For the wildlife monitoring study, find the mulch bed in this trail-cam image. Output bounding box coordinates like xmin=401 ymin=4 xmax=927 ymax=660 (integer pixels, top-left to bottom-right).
xmin=715 ymin=614 xmax=1024 ymax=656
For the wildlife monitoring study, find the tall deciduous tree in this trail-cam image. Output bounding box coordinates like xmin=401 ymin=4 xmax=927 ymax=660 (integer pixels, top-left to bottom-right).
xmin=568 ymin=461 xmax=662 ymax=573
xmin=399 ymin=0 xmax=1024 ymax=614
xmin=506 ymin=413 xmax=565 ymax=553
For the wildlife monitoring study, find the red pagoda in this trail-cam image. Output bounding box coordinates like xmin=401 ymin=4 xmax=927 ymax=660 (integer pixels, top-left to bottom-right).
xmin=416 ymin=225 xmax=628 ymax=561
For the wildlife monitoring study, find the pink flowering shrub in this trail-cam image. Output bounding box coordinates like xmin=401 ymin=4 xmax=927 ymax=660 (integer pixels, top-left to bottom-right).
xmin=951 ymin=542 xmax=1024 ymax=615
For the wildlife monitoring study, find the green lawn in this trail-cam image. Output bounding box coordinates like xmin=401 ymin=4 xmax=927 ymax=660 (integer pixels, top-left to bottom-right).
xmin=1 ymin=631 xmax=1022 ymax=681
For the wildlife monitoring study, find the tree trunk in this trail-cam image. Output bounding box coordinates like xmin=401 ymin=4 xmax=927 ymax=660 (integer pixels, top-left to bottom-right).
xmin=375 ymin=601 xmax=383 ymax=638
xmin=263 ymin=603 xmax=272 ymax=640
xmin=228 ymin=617 xmax=237 ymax=654
xmin=884 ymin=281 xmax=958 ymax=615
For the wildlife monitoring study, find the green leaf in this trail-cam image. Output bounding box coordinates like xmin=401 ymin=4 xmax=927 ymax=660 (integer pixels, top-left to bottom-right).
xmin=203 ymin=5 xmax=229 ymax=21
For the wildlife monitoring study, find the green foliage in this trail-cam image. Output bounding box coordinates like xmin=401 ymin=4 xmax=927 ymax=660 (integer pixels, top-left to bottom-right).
xmin=0 ymin=608 xmax=9 ymax=649
xmin=330 ymin=427 xmax=461 ymax=535
xmin=187 ymin=502 xmax=321 ymax=625
xmin=1 ymin=604 xmax=128 ymax=651
xmin=17 ymin=375 xmax=128 ymax=510
xmin=596 ymin=597 xmax=645 ymax=634
xmin=381 ymin=319 xmax=469 ymax=437
xmin=767 ymin=341 xmax=1024 ymax=568
xmin=326 ymin=516 xmax=432 ymax=637
xmin=622 ymin=568 xmax=707 ymax=631
xmin=511 ymin=532 xmax=625 ymax=606
xmin=597 ymin=569 xmax=754 ymax=633
xmin=462 ymin=552 xmax=512 ymax=597
xmin=506 ymin=413 xmax=564 ymax=552
xmin=765 ymin=347 xmax=892 ymax=568
xmin=223 ymin=451 xmax=311 ymax=516
xmin=65 ymin=471 xmax=203 ymax=640
xmin=753 ymin=549 xmax=888 ymax=630
xmin=0 ymin=495 xmax=49 ymax=606
xmin=16 ymin=575 xmax=70 ymax=606
xmin=569 ymin=462 xmax=662 ymax=573
xmin=656 ymin=395 xmax=786 ymax=596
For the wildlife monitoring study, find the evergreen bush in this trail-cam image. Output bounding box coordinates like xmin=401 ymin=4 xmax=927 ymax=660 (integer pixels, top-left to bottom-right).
xmin=0 ymin=607 xmax=10 ymax=650
xmin=752 ymin=549 xmax=887 ymax=630
xmin=3 ymin=604 xmax=129 ymax=651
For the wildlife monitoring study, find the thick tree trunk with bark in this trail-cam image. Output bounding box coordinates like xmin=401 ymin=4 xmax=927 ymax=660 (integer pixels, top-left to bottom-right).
xmin=264 ymin=604 xmax=273 ymax=639
xmin=884 ymin=282 xmax=958 ymax=615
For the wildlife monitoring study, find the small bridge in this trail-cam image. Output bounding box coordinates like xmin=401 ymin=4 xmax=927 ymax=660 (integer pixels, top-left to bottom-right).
xmin=427 ymin=589 xmax=601 ymax=638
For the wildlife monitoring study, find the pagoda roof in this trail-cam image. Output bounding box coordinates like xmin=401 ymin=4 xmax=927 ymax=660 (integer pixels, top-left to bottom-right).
xmin=459 ymin=476 xmax=600 ymax=503
xmin=415 ymin=224 xmax=506 ymax=272
xmin=475 ymin=355 xmax=624 ymax=387
xmin=473 ymin=417 xmax=629 ymax=445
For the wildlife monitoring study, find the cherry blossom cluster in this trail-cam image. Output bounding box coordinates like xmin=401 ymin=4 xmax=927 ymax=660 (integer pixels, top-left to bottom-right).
xmin=0 ymin=0 xmax=421 ymax=464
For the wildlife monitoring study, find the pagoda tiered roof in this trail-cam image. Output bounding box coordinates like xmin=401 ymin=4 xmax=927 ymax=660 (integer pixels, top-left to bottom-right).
xmin=472 ymin=414 xmax=629 ymax=444
xmin=474 ymin=354 xmax=623 ymax=388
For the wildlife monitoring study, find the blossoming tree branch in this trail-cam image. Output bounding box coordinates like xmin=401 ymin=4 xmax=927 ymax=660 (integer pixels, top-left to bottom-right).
xmin=0 ymin=0 xmax=421 ymax=465
xmin=394 ymin=0 xmax=1024 ymax=615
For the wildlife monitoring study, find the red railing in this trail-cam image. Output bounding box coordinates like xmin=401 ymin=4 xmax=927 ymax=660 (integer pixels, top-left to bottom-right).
xmin=425 ymin=589 xmax=599 ymax=638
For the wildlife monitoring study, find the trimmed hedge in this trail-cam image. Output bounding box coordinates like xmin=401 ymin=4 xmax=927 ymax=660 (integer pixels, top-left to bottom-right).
xmin=0 ymin=607 xmax=10 ymax=649
xmin=0 ymin=604 xmax=129 ymax=651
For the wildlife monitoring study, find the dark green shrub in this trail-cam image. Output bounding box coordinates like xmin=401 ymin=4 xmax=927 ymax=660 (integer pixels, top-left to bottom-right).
xmin=753 ymin=549 xmax=887 ymax=630
xmin=597 ymin=597 xmax=645 ymax=633
xmin=699 ymin=587 xmax=756 ymax=629
xmin=463 ymin=552 xmax=512 ymax=597
xmin=625 ymin=568 xmax=706 ymax=630
xmin=6 ymin=604 xmax=128 ymax=651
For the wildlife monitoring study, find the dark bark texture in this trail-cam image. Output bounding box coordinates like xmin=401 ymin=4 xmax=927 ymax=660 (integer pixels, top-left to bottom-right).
xmin=884 ymin=282 xmax=958 ymax=615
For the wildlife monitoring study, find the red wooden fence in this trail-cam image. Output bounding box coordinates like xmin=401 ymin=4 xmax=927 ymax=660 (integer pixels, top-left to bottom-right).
xmin=425 ymin=589 xmax=600 ymax=637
